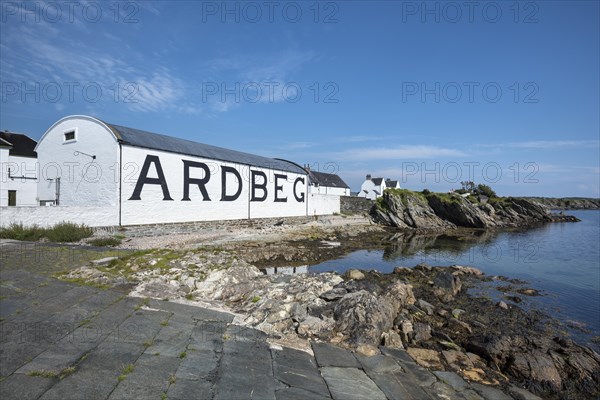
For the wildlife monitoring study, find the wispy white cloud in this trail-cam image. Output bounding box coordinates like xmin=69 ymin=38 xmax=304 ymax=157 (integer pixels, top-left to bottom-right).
xmin=1 ymin=17 xmax=197 ymax=115
xmin=325 ymin=145 xmax=467 ymax=161
xmin=477 ymin=140 xmax=600 ymax=149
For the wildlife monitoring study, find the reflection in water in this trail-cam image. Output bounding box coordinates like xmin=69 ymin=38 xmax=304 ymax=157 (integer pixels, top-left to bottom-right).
xmin=382 ymin=230 xmax=498 ymax=262
xmin=261 ymin=265 xmax=308 ymax=275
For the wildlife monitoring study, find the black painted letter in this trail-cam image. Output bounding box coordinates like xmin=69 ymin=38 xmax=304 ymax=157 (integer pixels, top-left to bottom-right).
xmin=221 ymin=166 xmax=243 ymax=201
xmin=182 ymin=160 xmax=211 ymax=201
xmin=293 ymin=177 xmax=305 ymax=202
xmin=274 ymin=174 xmax=288 ymax=202
xmin=251 ymin=170 xmax=268 ymax=202
xmin=128 ymin=155 xmax=173 ymax=201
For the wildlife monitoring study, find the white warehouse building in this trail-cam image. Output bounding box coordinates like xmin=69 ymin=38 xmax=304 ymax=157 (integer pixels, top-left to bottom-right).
xmin=1 ymin=115 xmax=345 ymax=227
xmin=0 ymin=131 xmax=38 ymax=207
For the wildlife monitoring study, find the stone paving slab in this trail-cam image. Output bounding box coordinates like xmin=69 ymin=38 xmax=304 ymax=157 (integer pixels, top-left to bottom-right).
xmin=107 ymin=353 xmax=180 ymax=400
xmin=321 ymin=367 xmax=387 ymax=400
xmin=272 ymin=347 xmax=331 ymax=397
xmin=312 ymin=341 xmax=361 ymax=368
xmin=0 ymin=372 xmax=56 ymax=400
xmin=213 ymin=333 xmax=281 ymax=400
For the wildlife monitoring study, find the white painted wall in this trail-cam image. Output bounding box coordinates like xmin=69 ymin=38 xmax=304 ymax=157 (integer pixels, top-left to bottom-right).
xmin=309 ymin=193 xmax=340 ymax=216
xmin=310 ymin=185 xmax=350 ymax=196
xmin=36 ymin=116 xmax=120 ymax=207
xmin=120 ymin=146 xmax=309 ymax=225
xmin=0 ymin=147 xmax=9 ymax=207
xmin=4 ymin=155 xmax=38 ymax=206
xmin=0 ymin=206 xmax=118 ymax=228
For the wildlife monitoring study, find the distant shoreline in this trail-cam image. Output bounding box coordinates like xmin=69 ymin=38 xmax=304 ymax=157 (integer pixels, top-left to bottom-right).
xmin=518 ymin=197 xmax=600 ymax=210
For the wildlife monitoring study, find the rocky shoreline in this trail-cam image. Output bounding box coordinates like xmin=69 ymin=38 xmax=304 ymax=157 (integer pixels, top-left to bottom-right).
xmin=61 ymin=247 xmax=600 ymax=400
xmin=371 ymin=190 xmax=581 ymax=229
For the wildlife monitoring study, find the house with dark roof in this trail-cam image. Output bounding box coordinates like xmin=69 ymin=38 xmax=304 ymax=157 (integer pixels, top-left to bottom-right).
xmin=306 ymin=168 xmax=351 ymax=196
xmin=357 ymin=174 xmax=401 ymax=200
xmin=0 ymin=131 xmax=38 ymax=206
xmin=0 ymin=115 xmax=341 ymax=227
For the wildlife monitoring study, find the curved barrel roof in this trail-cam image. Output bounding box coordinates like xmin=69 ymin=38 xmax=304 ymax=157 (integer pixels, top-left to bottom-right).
xmin=104 ymin=122 xmax=306 ymax=175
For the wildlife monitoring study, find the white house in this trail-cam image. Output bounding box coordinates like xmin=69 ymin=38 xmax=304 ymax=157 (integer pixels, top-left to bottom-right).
xmin=0 ymin=131 xmax=38 ymax=207
xmin=307 ymin=169 xmax=351 ymax=196
xmin=1 ymin=115 xmax=341 ymax=227
xmin=357 ymin=174 xmax=400 ymax=200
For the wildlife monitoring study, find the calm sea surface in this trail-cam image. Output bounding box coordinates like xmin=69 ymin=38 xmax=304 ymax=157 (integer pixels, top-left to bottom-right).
xmin=310 ymin=210 xmax=600 ymax=342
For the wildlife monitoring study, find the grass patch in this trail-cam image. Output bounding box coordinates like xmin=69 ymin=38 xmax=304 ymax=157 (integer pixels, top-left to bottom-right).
xmin=88 ymin=237 xmax=122 ymax=247
xmin=118 ymin=363 xmax=135 ymax=382
xmin=0 ymin=223 xmax=46 ymax=241
xmin=0 ymin=222 xmax=94 ymax=243
xmin=160 ymin=320 xmax=169 ymax=327
xmin=59 ymin=276 xmax=110 ymax=290
xmin=45 ymin=222 xmax=94 ymax=243
xmin=251 ymin=296 xmax=260 ymax=303
xmin=27 ymin=370 xmax=58 ymax=378
xmin=134 ymin=297 xmax=150 ymax=311
xmin=179 ymin=351 xmax=187 ymax=359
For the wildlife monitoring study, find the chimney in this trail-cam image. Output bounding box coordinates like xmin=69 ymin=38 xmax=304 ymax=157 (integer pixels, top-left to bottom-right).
xmin=366 ymin=174 xmax=371 ymax=180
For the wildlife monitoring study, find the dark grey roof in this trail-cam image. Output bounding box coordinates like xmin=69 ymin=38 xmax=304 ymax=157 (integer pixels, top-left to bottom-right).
xmin=371 ymin=177 xmax=383 ymax=185
xmin=308 ymin=171 xmax=350 ymax=189
xmin=385 ymin=180 xmax=399 ymax=187
xmin=0 ymin=131 xmax=37 ymax=157
xmin=104 ymin=123 xmax=305 ymax=174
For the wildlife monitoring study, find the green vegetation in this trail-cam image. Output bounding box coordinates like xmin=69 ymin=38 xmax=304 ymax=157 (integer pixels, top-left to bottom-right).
xmin=251 ymin=296 xmax=261 ymax=303
xmin=0 ymin=223 xmax=46 ymax=241
xmin=179 ymin=351 xmax=187 ymax=359
xmin=45 ymin=222 xmax=94 ymax=242
xmin=168 ymin=374 xmax=177 ymax=385
xmin=58 ymin=276 xmax=110 ymax=289
xmin=88 ymin=237 xmax=122 ymax=247
xmin=26 ymin=366 xmax=77 ymax=380
xmin=0 ymin=222 xmax=94 ymax=243
xmin=160 ymin=320 xmax=169 ymax=327
xmin=458 ymin=181 xmax=498 ymax=198
xmin=27 ymin=370 xmax=58 ymax=378
xmin=118 ymin=364 xmax=135 ymax=382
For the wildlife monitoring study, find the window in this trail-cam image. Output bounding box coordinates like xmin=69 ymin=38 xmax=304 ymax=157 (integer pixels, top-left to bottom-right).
xmin=64 ymin=130 xmax=75 ymax=141
xmin=8 ymin=190 xmax=16 ymax=206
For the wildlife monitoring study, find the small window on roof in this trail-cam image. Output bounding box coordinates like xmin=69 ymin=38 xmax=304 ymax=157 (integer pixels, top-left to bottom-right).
xmin=64 ymin=130 xmax=75 ymax=141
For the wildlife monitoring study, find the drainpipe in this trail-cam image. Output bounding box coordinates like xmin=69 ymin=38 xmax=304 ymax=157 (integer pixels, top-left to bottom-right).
xmin=118 ymin=142 xmax=122 ymax=226
xmin=55 ymin=177 xmax=60 ymax=205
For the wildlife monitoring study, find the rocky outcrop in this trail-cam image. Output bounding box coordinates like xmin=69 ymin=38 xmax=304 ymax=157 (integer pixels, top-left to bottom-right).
xmin=370 ymin=190 xmax=455 ymax=229
xmin=371 ymin=190 xmax=573 ymax=229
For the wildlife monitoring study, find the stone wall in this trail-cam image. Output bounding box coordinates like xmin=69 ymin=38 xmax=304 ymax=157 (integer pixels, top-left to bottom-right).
xmin=340 ymin=196 xmax=373 ymax=214
xmin=102 ymin=215 xmax=315 ymax=238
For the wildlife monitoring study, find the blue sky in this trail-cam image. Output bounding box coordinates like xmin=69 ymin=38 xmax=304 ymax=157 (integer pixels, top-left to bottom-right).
xmin=1 ymin=0 xmax=598 ymax=197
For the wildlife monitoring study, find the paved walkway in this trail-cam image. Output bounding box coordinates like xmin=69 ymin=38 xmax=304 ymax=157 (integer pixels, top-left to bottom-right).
xmin=0 ymin=242 xmax=535 ymax=400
